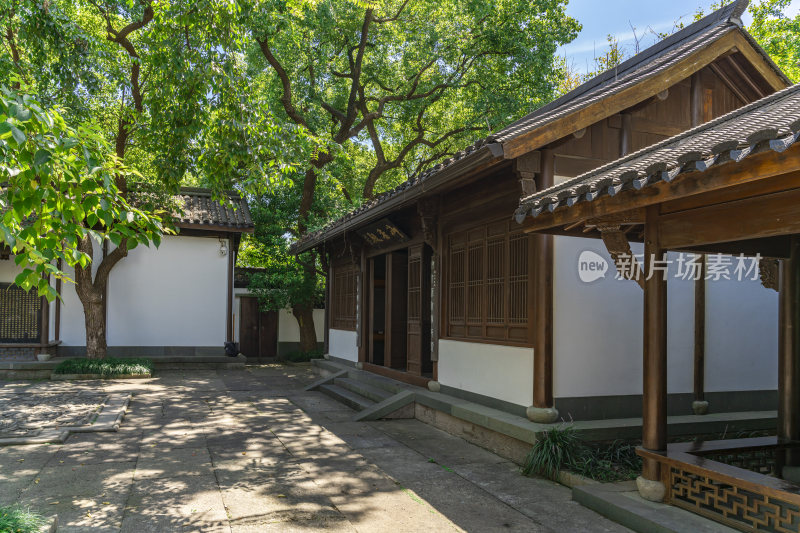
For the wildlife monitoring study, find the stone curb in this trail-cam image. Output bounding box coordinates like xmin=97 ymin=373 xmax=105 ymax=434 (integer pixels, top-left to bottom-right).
xmin=40 ymin=514 xmax=57 ymax=533
xmin=0 ymin=393 xmax=131 ymax=446
xmin=50 ymin=373 xmax=151 ymax=381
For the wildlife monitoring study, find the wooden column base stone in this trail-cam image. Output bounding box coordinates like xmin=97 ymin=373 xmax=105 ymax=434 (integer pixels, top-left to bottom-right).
xmin=692 ymin=400 xmax=709 ymax=415
xmin=636 ymin=476 xmax=666 ymax=502
xmin=427 ymin=380 xmax=441 ymax=392
xmin=526 ymin=406 xmax=560 ymax=424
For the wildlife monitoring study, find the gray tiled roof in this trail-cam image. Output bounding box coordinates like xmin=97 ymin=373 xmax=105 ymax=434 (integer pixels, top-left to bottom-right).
xmin=176 ymin=188 xmax=253 ymax=231
xmin=515 ymin=83 xmax=800 ymax=221
xmin=292 ymin=0 xmax=783 ymax=253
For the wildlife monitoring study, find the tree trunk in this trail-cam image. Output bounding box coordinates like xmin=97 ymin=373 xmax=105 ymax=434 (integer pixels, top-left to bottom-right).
xmin=83 ymin=289 xmax=108 ymax=359
xmin=292 ymin=303 xmax=318 ymax=353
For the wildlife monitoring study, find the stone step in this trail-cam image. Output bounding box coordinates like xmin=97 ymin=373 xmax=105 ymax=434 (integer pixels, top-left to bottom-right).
xmin=345 ymin=369 xmax=405 ymax=394
xmin=318 ymin=383 xmax=376 ymax=411
xmin=334 ymin=377 xmax=394 ymax=403
xmin=573 ymin=482 xmax=737 ymax=533
xmin=312 ymin=358 xmax=349 ymax=376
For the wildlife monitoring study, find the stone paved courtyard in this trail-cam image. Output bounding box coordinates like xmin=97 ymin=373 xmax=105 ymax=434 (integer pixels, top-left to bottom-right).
xmin=0 ymin=365 xmax=630 ymax=532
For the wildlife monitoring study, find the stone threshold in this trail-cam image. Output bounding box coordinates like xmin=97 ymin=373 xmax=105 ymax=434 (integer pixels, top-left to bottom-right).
xmin=0 ymin=393 xmax=131 ymax=446
xmin=51 ymin=373 xmax=151 ymax=380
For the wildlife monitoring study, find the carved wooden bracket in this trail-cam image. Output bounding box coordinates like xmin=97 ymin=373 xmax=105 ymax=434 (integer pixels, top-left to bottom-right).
xmin=417 ymin=198 xmax=439 ymax=248
xmin=760 ymin=257 xmax=779 ymax=292
xmin=513 ymin=151 xmax=541 ymax=197
xmin=597 ymin=224 xmax=644 ymax=289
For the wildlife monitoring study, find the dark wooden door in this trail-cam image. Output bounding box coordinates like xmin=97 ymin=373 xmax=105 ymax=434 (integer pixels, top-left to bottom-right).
xmin=406 ymin=244 xmax=432 ymax=376
xmin=239 ymin=297 xmax=278 ymax=360
xmin=385 ymin=251 xmax=408 ymax=370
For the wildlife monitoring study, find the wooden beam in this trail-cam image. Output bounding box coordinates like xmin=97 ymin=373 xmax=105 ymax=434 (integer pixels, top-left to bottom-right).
xmin=690 ymin=71 xmax=703 ymax=128
xmin=520 ymin=142 xmax=800 ymax=233
xmin=620 ymin=113 xmax=632 ymax=157
xmin=709 ymin=62 xmax=751 ymax=104
xmin=533 ymin=149 xmax=555 ymax=410
xmin=731 ymin=32 xmax=788 ymax=92
xmin=659 ymin=187 xmax=800 ymax=250
xmin=503 ymin=31 xmax=742 ymax=160
xmin=642 ymin=204 xmax=668 ymax=481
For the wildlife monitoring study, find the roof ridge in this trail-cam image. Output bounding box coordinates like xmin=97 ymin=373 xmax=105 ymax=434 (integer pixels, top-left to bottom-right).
xmin=520 ymin=82 xmax=800 ymax=206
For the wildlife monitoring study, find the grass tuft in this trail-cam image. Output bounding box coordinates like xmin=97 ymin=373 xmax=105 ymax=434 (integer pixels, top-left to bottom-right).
xmin=0 ymin=505 xmax=46 ymax=533
xmin=53 ymin=357 xmax=153 ymax=376
xmin=522 ymin=425 xmax=642 ymax=482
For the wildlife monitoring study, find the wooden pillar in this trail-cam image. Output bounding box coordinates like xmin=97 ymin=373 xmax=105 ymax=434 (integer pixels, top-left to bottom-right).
xmin=54 ymin=259 xmax=62 ymax=342
xmin=778 ymin=237 xmax=800 ymax=468
xmin=693 ymin=255 xmax=707 ymax=407
xmin=642 ymin=204 xmax=668 ymax=481
xmin=529 ymin=148 xmax=556 ymax=422
xmin=358 ymin=247 xmax=368 ymax=364
xmin=324 ymin=254 xmax=332 ymax=355
xmin=226 ymin=236 xmax=234 ymax=343
xmin=39 ymin=285 xmax=49 ymax=346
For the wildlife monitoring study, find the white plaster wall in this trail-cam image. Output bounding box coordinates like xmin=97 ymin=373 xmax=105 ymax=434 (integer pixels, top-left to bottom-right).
xmin=0 ymin=259 xmax=20 ymax=282
xmin=277 ymin=308 xmax=325 ymax=343
xmin=105 ymin=235 xmax=227 ymax=346
xmin=329 ymin=328 xmax=358 ymax=362
xmin=58 ymin=243 xmax=104 ymax=347
xmin=705 ymin=276 xmax=778 ymax=392
xmin=553 ymin=236 xmax=778 ymax=398
xmin=438 ymin=339 xmax=534 ymax=408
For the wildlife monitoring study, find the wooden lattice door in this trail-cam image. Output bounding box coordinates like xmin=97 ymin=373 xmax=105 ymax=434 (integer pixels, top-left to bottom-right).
xmin=239 ymin=297 xmax=278 ymax=360
xmin=406 ymin=244 xmax=432 ymax=376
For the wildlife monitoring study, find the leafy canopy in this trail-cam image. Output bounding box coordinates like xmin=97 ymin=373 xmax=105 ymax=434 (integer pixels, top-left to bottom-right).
xmin=0 ymin=86 xmax=167 ymax=300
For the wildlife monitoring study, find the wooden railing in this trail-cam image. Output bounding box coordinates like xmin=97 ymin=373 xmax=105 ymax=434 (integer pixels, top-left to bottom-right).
xmin=638 ymin=438 xmax=800 ymax=532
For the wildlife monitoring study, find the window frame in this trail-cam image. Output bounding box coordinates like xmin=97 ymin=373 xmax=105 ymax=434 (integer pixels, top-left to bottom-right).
xmin=441 ymin=220 xmax=534 ymax=346
xmin=330 ymin=262 xmax=358 ymax=331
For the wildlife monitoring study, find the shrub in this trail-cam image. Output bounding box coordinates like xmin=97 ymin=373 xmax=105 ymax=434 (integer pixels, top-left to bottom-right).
xmin=522 ymin=425 xmax=642 ymax=482
xmin=284 ymin=349 xmax=323 ymax=362
xmin=0 ymin=505 xmax=46 ymax=533
xmin=522 ymin=425 xmax=582 ymax=480
xmin=53 ymin=357 xmax=153 ymax=376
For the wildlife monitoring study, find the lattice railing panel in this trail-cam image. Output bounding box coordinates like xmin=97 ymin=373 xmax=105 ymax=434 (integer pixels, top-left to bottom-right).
xmin=700 ymin=448 xmax=779 ymax=477
xmin=670 ymin=466 xmax=800 ymax=533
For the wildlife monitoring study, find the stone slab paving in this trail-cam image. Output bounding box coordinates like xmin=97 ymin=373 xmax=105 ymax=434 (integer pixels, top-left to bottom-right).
xmin=0 ymin=365 xmax=631 ymax=532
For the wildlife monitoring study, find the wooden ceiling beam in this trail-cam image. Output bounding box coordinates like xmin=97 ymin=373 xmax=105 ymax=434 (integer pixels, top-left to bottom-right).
xmin=708 ymin=61 xmax=753 ymax=105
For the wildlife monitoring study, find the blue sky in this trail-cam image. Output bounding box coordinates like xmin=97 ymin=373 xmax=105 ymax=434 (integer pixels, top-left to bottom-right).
xmin=561 ymin=0 xmax=800 ymax=73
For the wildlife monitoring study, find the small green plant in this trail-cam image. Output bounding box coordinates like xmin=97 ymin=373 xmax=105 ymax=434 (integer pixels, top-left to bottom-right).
xmin=53 ymin=357 xmax=153 ymax=376
xmin=522 ymin=426 xmax=642 ymax=482
xmin=522 ymin=425 xmax=582 ymax=480
xmin=0 ymin=505 xmax=46 ymax=533
xmin=284 ymin=349 xmax=323 ymax=362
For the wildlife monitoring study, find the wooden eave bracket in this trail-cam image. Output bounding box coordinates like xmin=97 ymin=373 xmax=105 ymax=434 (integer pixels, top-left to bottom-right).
xmin=595 ymin=221 xmax=644 ymax=289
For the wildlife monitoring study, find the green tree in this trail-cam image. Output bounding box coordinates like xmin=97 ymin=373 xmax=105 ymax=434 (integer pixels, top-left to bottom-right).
xmin=241 ymin=0 xmax=580 ymax=349
xmin=748 ymin=0 xmax=800 ymax=82
xmin=1 ymin=1 xmax=304 ymax=357
xmin=0 ymin=87 xmax=167 ymax=353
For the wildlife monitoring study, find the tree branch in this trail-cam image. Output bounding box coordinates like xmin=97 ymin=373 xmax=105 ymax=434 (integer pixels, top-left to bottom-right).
xmin=256 ymin=37 xmax=312 ymax=131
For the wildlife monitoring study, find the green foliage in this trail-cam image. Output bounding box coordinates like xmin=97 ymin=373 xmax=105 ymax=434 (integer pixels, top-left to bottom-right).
xmin=53 ymin=357 xmax=153 ymax=376
xmin=284 ymin=349 xmax=323 ymax=362
xmin=243 ymin=0 xmax=581 ymax=199
xmin=522 ymin=425 xmax=642 ymax=482
xmin=748 ymin=0 xmax=800 ymax=82
xmin=0 ymin=505 xmax=46 ymax=533
xmin=522 ymin=425 xmax=582 ymax=480
xmin=0 ymin=87 xmax=168 ymax=300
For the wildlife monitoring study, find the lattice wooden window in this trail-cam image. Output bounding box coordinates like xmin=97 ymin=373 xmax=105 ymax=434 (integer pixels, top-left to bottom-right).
xmin=444 ymin=222 xmax=532 ymax=344
xmin=331 ymin=264 xmax=357 ymax=330
xmin=0 ymin=283 xmax=41 ymax=343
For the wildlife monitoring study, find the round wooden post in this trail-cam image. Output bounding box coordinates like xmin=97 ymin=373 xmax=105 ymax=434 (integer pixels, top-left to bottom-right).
xmin=779 ymin=237 xmax=800 ymax=472
xmin=528 ymin=149 xmax=557 ymax=423
xmin=638 ymin=205 xmax=668 ymax=501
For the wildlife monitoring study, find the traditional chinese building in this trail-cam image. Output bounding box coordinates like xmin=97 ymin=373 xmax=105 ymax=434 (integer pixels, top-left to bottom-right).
xmin=293 ymin=1 xmax=788 ymax=437
xmin=516 ymin=79 xmax=800 ymax=532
